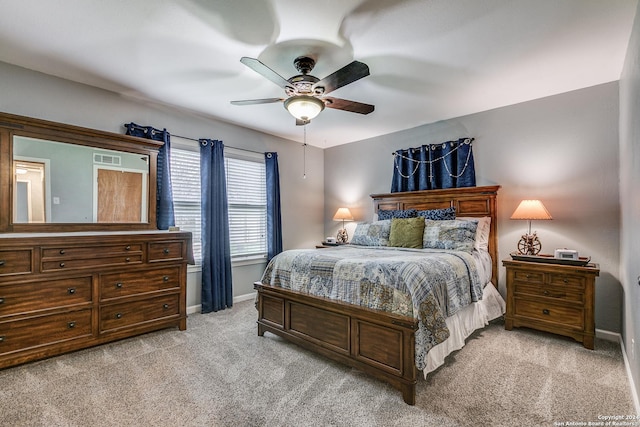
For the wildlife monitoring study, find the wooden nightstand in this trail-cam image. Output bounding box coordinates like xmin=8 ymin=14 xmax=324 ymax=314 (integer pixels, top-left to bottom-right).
xmin=503 ymin=258 xmax=600 ymax=349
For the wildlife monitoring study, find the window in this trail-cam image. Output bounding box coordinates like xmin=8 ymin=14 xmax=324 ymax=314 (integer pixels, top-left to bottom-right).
xmin=225 ymin=153 xmax=267 ymax=260
xmin=169 ymin=140 xmax=267 ymax=265
xmin=170 ymin=143 xmax=202 ymax=263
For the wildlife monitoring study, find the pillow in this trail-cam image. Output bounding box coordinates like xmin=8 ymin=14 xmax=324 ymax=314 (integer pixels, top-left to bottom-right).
xmin=457 ymin=216 xmax=491 ymax=252
xmin=422 ymin=219 xmax=479 ymax=252
xmin=350 ymin=220 xmax=391 ymax=246
xmin=416 ymin=207 xmax=456 ymax=220
xmin=388 ymin=217 xmax=425 ymax=249
xmin=377 ymin=209 xmax=417 ymax=220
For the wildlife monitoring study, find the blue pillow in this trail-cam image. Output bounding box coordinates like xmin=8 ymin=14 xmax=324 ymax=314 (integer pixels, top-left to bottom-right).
xmin=377 ymin=209 xmax=417 ymax=220
xmin=416 ymin=207 xmax=456 ymax=220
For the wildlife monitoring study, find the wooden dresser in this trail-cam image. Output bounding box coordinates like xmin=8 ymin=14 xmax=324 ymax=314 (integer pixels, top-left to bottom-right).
xmin=0 ymin=231 xmax=192 ymax=368
xmin=503 ymin=259 xmax=599 ymax=349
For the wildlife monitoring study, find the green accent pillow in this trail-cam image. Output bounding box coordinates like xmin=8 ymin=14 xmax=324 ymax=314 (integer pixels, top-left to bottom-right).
xmin=388 ymin=217 xmax=425 ymax=248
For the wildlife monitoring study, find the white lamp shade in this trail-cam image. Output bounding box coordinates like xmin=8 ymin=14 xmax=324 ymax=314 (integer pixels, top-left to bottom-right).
xmin=333 ymin=207 xmax=354 ymax=221
xmin=510 ymin=200 xmax=552 ymax=220
xmin=284 ymin=96 xmax=325 ymax=121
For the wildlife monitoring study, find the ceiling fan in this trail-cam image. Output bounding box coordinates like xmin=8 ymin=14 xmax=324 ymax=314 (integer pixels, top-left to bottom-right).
xmin=231 ymin=56 xmax=374 ymax=125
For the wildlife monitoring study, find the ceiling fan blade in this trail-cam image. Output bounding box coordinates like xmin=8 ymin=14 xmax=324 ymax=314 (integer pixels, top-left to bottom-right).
xmin=313 ymin=61 xmax=370 ymax=95
xmin=240 ymin=57 xmax=291 ymax=88
xmin=230 ymin=98 xmax=283 ymax=106
xmin=323 ymin=97 xmax=375 ymax=114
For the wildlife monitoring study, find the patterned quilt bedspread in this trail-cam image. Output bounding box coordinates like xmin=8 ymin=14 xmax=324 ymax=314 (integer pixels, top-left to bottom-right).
xmin=260 ymin=245 xmax=484 ymax=370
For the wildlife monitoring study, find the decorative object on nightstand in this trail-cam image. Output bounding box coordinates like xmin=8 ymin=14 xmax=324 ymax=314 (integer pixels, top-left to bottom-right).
xmin=503 ymin=258 xmax=599 ymax=349
xmin=333 ymin=207 xmax=354 ymax=243
xmin=510 ymin=199 xmax=552 ymax=255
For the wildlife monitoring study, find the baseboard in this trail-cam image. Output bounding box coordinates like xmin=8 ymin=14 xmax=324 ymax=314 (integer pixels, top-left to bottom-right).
xmin=606 ymin=331 xmax=640 ymax=416
xmin=596 ymin=328 xmax=621 ymax=342
xmin=186 ymin=291 xmax=257 ymax=315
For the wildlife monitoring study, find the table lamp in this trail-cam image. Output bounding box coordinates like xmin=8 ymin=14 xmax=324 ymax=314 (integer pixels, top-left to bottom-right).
xmin=510 ymin=199 xmax=552 ymax=255
xmin=333 ymin=207 xmax=354 ymax=244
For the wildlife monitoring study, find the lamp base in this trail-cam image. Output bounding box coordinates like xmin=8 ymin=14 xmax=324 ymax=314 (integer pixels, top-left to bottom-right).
xmin=336 ymin=228 xmax=348 ymax=244
xmin=517 ymin=232 xmax=542 ymax=255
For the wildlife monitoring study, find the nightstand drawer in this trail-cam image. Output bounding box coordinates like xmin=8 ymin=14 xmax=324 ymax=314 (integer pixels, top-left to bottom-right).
xmin=548 ymin=273 xmax=585 ymax=289
xmin=512 ymin=270 xmax=544 ymax=284
xmin=514 ymin=282 xmax=584 ymax=303
xmin=514 ymin=299 xmax=584 ymax=328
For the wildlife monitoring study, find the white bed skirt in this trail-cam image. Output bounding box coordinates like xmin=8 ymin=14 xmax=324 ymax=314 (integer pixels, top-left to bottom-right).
xmin=423 ymin=282 xmax=505 ymax=377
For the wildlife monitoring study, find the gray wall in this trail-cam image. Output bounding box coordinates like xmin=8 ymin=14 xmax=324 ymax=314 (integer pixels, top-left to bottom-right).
xmin=0 ymin=60 xmax=325 ymax=305
xmin=324 ymin=82 xmax=622 ymax=335
xmin=619 ymin=0 xmax=640 ymax=404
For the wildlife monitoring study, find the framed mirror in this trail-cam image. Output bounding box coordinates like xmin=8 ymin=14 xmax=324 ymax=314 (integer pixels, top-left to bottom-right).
xmin=0 ymin=112 xmax=161 ymax=232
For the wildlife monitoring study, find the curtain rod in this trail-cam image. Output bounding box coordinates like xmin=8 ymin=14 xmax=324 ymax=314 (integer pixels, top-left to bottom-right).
xmin=171 ymin=133 xmax=267 ymax=156
xmin=390 ymin=137 xmax=475 ymax=155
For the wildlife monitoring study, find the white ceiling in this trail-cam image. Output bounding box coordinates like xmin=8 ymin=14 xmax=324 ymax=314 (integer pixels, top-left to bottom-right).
xmin=0 ymin=0 xmax=637 ymax=148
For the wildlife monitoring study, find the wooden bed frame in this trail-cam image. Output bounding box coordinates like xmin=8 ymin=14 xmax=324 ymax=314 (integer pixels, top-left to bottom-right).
xmin=254 ymin=185 xmax=500 ymax=405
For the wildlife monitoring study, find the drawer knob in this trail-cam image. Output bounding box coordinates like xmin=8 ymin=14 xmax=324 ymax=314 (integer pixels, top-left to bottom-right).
xmin=563 ymin=278 xmax=568 ymax=283
xmin=59 ymin=262 xmax=65 ymax=268
xmin=116 ymin=282 xmax=123 ymax=288
xmin=0 ymin=260 xmax=5 ymax=267
xmin=125 ymin=245 xmax=131 ymax=251
xmin=67 ymin=288 xmax=76 ymax=295
xmin=163 ymin=275 xmax=169 ymax=282
xmin=59 ymin=249 xmax=65 ymax=255
xmin=0 ymin=336 xmax=4 ymax=343
xmin=115 ymin=313 xmax=123 ymax=319
xmin=0 ymin=297 xmax=4 ymax=304
xmin=542 ymin=309 xmax=550 ymax=315
xmin=68 ymin=322 xmax=76 ymax=329
xmin=125 ymin=257 xmax=131 ymax=262
xmin=163 ymin=303 xmax=170 ymax=309
xmin=163 ymin=248 xmax=170 ymax=255
xmin=543 ymin=290 xmax=550 ymax=296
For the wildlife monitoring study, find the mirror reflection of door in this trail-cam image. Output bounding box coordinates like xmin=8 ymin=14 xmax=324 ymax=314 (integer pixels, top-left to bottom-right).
xmin=14 ymin=160 xmax=46 ymax=223
xmin=97 ymin=168 xmax=144 ymax=223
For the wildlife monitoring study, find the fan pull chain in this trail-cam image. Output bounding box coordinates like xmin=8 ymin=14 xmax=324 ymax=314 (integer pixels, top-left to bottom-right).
xmin=303 ymin=125 xmax=307 ymax=179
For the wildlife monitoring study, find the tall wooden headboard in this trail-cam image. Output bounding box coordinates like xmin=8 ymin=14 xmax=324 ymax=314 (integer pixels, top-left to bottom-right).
xmin=371 ymin=185 xmax=501 ymax=286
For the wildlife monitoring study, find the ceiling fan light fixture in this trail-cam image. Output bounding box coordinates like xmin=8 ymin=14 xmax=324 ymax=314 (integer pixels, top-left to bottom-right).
xmin=284 ymin=95 xmax=325 ymax=121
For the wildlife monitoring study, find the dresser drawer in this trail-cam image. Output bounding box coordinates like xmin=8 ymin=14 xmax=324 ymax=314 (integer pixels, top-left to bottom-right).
xmin=0 ymin=249 xmax=33 ymax=277
xmin=0 ymin=276 xmax=92 ymax=316
xmin=0 ymin=309 xmax=92 ymax=355
xmin=512 ymin=269 xmax=544 ymax=284
xmin=548 ymin=273 xmax=585 ymax=289
xmin=100 ymin=267 xmax=181 ymax=300
xmin=148 ymin=241 xmax=184 ymax=262
xmin=514 ymin=299 xmax=584 ymax=329
xmin=42 ymin=254 xmax=143 ymax=272
xmin=514 ymin=282 xmax=584 ymax=303
xmin=42 ymin=244 xmax=143 ymax=259
xmin=100 ymin=294 xmax=180 ymax=332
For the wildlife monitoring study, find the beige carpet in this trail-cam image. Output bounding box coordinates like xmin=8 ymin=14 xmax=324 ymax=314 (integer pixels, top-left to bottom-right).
xmin=0 ymin=299 xmax=635 ymax=426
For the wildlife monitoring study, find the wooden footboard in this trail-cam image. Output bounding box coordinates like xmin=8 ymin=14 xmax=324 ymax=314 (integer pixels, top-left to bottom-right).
xmin=254 ymin=282 xmax=419 ymax=405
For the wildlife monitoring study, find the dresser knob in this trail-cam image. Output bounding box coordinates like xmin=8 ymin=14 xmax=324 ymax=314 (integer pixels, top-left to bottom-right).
xmin=115 ymin=313 xmax=123 ymax=319
xmin=163 ymin=276 xmax=169 ymax=282
xmin=59 ymin=262 xmax=65 ymax=268
xmin=543 ymin=290 xmax=550 ymax=296
xmin=542 ymin=309 xmax=550 ymax=315
xmin=163 ymin=248 xmax=170 ymax=255
xmin=116 ymin=282 xmax=123 ymax=288
xmin=163 ymin=304 xmax=170 ymax=309
xmin=68 ymin=322 xmax=76 ymax=329
xmin=125 ymin=257 xmax=131 ymax=262
xmin=563 ymin=278 xmax=568 ymax=283
xmin=0 ymin=336 xmax=4 ymax=343
xmin=67 ymin=288 xmax=76 ymax=295
xmin=0 ymin=297 xmax=4 ymax=304
xmin=125 ymin=245 xmax=131 ymax=251
xmin=59 ymin=249 xmax=65 ymax=255
xmin=0 ymin=260 xmax=5 ymax=267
